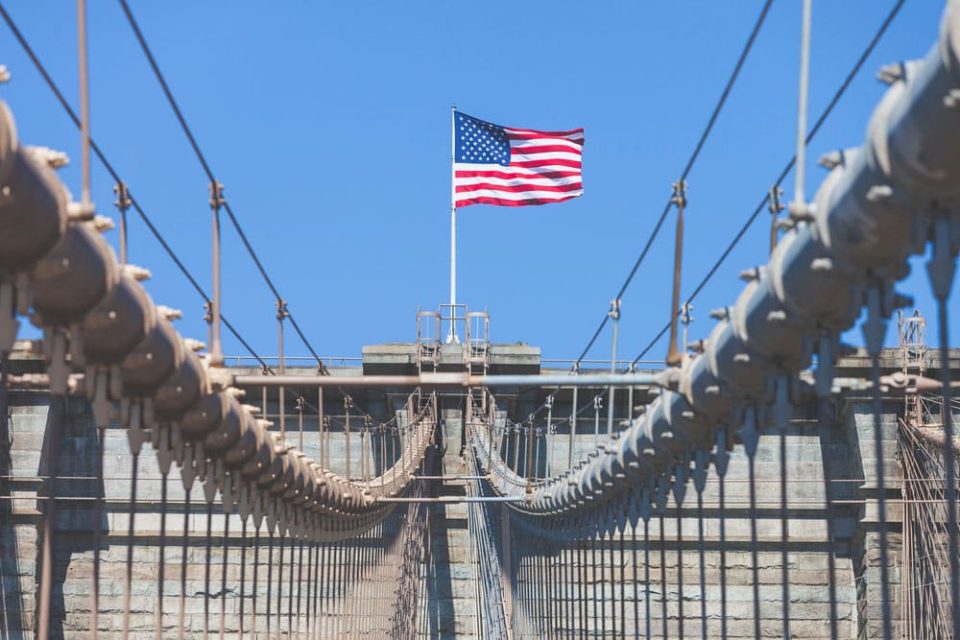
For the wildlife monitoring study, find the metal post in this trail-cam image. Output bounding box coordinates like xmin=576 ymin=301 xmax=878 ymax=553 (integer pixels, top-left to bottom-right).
xmin=36 ymin=396 xmax=63 ymax=640
xmin=345 ymin=397 xmax=352 ymax=480
xmin=157 ymin=469 xmax=168 ymax=640
xmin=533 ymin=425 xmax=541 ymax=481
xmin=466 ymin=388 xmax=474 ymax=454
xmin=717 ymin=429 xmax=729 ymax=640
xmin=381 ymin=419 xmax=387 ymax=487
xmin=607 ymin=299 xmax=620 ymax=435
xmin=665 ymin=180 xmax=687 ymax=367
xmin=593 ymin=395 xmax=602 ymax=443
xmin=525 ymin=415 xmax=535 ymax=493
xmin=179 ymin=487 xmax=192 ymax=640
xmin=277 ymin=300 xmax=287 ymax=439
xmin=569 ymin=378 xmax=578 ymax=467
xmin=681 ymin=302 xmax=693 ymax=356
xmin=794 ymin=0 xmax=813 ymax=208
xmin=769 ymin=186 xmax=784 ymax=254
xmin=502 ymin=507 xmax=514 ymax=638
xmin=361 ymin=419 xmax=369 ymax=482
xmin=209 ymin=182 xmax=225 ymax=366
xmin=121 ymin=452 xmax=140 ymax=638
xmin=545 ymin=395 xmax=554 ymax=477
xmin=303 ymin=539 xmax=312 ymax=637
xmin=91 ymin=420 xmax=105 ymax=638
xmin=487 ymin=390 xmax=496 ymax=465
xmin=239 ymin=519 xmax=247 ymax=639
xmin=203 ymin=499 xmax=214 ymax=639
xmin=219 ymin=513 xmax=230 ymax=640
xmin=297 ymin=396 xmax=304 ymax=451
xmin=71 ymin=7 xmax=93 ymax=627
xmin=265 ymin=531 xmax=274 ymax=637
xmin=318 ymin=386 xmax=327 ymax=469
xmin=659 ymin=512 xmax=668 ymax=638
xmin=643 ymin=513 xmax=652 ymax=640
xmin=114 ymin=182 xmax=131 ymax=264
xmin=276 ymin=533 xmax=285 ymax=640
xmin=448 ymin=105 xmax=458 ymax=343
xmin=76 ymin=0 xmax=91 ymax=207
xmin=401 ymin=395 xmax=410 ymax=483
xmin=776 ymin=375 xmax=792 ymax=640
xmin=512 ymin=422 xmax=521 ymax=472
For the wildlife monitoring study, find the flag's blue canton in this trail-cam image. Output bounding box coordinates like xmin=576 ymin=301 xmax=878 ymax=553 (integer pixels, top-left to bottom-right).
xmin=455 ymin=112 xmax=510 ymax=167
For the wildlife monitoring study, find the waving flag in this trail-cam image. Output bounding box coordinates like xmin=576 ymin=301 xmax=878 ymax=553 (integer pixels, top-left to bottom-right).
xmin=453 ymin=111 xmax=584 ymax=207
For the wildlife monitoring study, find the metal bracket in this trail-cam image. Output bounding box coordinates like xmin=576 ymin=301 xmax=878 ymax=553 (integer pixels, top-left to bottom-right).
xmin=671 ymin=179 xmax=688 ymax=208
xmin=208 ymin=181 xmax=225 ymax=210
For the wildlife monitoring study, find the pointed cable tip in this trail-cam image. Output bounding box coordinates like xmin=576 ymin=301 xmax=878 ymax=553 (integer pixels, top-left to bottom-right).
xmin=876 ymin=61 xmax=906 ymax=85
xmin=225 ymin=386 xmax=246 ymax=399
xmin=183 ymin=338 xmax=205 ymax=352
xmin=709 ymin=307 xmax=729 ymax=321
xmin=817 ymin=150 xmax=844 ymax=170
xmin=92 ymin=215 xmax=114 ymax=233
xmin=156 ymin=305 xmax=183 ymax=321
xmin=25 ymin=145 xmax=69 ymax=169
xmin=788 ymin=201 xmax=815 ymax=221
xmin=66 ymin=200 xmax=95 ymax=222
xmin=123 ymin=264 xmax=152 ymax=281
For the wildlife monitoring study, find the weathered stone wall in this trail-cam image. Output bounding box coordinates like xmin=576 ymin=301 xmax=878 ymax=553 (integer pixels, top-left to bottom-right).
xmin=502 ymin=409 xmax=868 ymax=639
xmin=0 ymin=388 xmax=410 ymax=639
xmin=0 ymin=350 xmax=924 ymax=638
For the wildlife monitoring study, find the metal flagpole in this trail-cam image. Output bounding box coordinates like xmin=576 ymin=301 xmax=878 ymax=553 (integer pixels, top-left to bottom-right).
xmin=448 ymin=104 xmax=458 ymax=343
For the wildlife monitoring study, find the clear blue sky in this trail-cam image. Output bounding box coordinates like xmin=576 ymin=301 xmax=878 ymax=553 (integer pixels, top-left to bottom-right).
xmin=1 ymin=1 xmax=953 ymax=364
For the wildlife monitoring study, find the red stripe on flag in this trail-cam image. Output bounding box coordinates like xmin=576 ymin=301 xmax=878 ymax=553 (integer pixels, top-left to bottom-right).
xmin=455 ymin=169 xmax=581 ymax=180
xmin=455 ymin=194 xmax=581 ymax=207
xmin=509 ymin=144 xmax=582 ymax=156
xmin=509 ymin=158 xmax=582 ymax=169
xmin=505 ymin=127 xmax=584 ymax=138
xmin=455 ymin=182 xmax=582 ymax=194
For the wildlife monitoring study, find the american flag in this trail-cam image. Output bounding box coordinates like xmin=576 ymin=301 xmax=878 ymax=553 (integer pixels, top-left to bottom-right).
xmin=453 ymin=111 xmax=584 ymax=208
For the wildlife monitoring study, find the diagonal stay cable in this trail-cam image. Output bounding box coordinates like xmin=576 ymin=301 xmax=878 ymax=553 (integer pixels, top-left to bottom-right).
xmin=116 ymin=0 xmax=328 ymax=374
xmin=571 ymin=0 xmax=775 ymax=368
xmin=451 ymin=0 xmax=907 ymax=490
xmin=0 ymin=2 xmax=272 ymax=371
xmin=507 ymin=0 xmax=907 ymax=474
xmin=523 ymin=0 xmax=776 ymax=421
xmin=115 ymin=0 xmax=409 ymax=425
xmin=629 ymin=0 xmax=905 ymax=368
xmin=0 ymin=3 xmax=393 ymax=428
